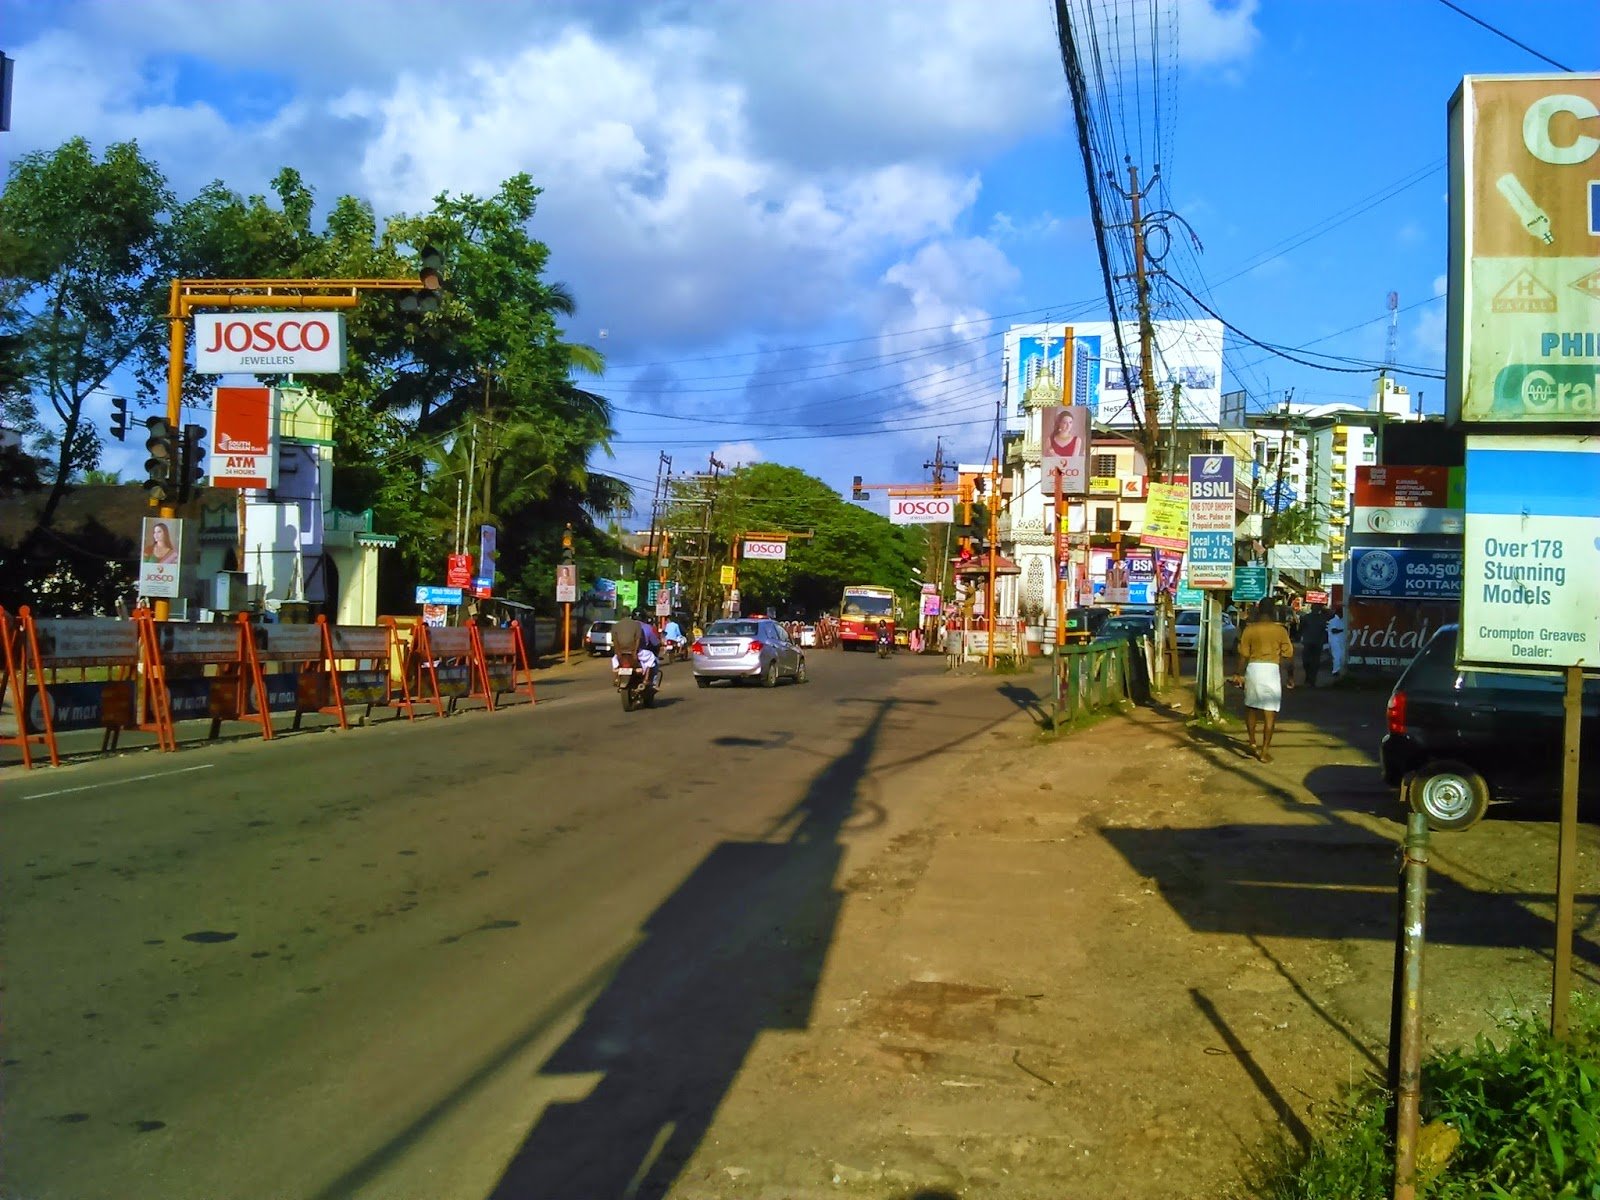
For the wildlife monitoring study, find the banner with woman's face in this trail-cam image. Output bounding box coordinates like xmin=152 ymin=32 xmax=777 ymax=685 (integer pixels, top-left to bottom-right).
xmin=138 ymin=517 xmax=184 ymax=598
xmin=1040 ymin=405 xmax=1089 ymax=495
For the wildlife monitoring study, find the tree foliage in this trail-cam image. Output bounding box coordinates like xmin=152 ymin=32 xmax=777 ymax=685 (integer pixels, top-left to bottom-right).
xmin=667 ymin=463 xmax=923 ymax=617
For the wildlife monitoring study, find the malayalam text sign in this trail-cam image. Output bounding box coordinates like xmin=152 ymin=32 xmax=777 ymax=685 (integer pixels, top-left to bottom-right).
xmin=1448 ymin=74 xmax=1600 ymax=423
xmin=1349 ymin=547 xmax=1464 ymax=600
xmin=1140 ymin=482 xmax=1190 ymax=551
xmin=743 ymin=539 xmax=787 ymax=561
xmin=1459 ymin=437 xmax=1600 ymax=669
xmin=194 ymin=312 xmax=349 ymax=375
xmin=211 ymin=386 xmax=278 ymax=489
xmin=415 ymin=586 xmax=463 ymax=606
xmin=888 ymin=496 xmax=956 ymax=525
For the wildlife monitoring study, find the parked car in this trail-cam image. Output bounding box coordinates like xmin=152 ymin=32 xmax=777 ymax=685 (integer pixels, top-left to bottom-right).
xmin=584 ymin=620 xmax=614 ymax=656
xmin=1382 ymin=625 xmax=1600 ymax=831
xmin=1173 ymin=609 xmax=1238 ymax=654
xmin=692 ymin=618 xmax=807 ymax=687
xmin=1094 ymin=614 xmax=1156 ymax=645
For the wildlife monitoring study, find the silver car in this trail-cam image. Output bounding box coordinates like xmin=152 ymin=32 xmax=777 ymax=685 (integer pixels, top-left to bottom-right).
xmin=692 ymin=618 xmax=808 ymax=687
xmin=1174 ymin=609 xmax=1239 ymax=654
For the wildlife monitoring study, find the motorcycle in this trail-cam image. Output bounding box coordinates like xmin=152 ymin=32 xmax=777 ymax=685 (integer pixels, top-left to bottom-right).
xmin=614 ymin=651 xmax=658 ymax=711
xmin=662 ymin=636 xmax=689 ymax=663
xmin=876 ymin=629 xmax=893 ymax=659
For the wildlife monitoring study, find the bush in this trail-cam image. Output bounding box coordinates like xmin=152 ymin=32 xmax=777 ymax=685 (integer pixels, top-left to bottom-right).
xmin=1243 ymin=996 xmax=1600 ymax=1199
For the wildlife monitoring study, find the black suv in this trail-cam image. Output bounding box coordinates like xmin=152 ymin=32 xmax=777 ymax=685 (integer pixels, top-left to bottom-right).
xmin=1382 ymin=625 xmax=1599 ymax=831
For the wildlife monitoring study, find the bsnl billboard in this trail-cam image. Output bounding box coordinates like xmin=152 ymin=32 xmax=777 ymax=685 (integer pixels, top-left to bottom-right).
xmin=1003 ymin=318 xmax=1225 ymax=434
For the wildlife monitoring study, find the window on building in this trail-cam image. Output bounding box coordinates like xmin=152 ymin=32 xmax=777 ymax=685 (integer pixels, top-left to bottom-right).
xmin=1094 ymin=506 xmax=1115 ymax=532
xmin=1091 ymin=453 xmax=1118 ymax=478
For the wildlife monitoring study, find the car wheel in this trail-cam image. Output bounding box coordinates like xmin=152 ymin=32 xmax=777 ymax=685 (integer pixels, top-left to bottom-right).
xmin=1407 ymin=761 xmax=1490 ymax=832
xmin=695 ymin=675 xmax=711 ymax=689
xmin=761 ymin=658 xmax=778 ymax=688
xmin=794 ymin=657 xmax=808 ymax=684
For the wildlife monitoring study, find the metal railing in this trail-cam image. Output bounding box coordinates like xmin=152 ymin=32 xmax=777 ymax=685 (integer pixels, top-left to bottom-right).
xmin=1051 ymin=638 xmax=1137 ymax=728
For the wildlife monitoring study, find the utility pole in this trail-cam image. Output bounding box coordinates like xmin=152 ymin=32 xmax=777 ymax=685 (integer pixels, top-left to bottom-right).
xmin=692 ymin=453 xmax=724 ymax=626
xmin=641 ymin=452 xmax=671 ymax=614
xmin=1122 ymin=163 xmax=1164 ymax=467
xmin=1266 ymin=388 xmax=1296 ymax=549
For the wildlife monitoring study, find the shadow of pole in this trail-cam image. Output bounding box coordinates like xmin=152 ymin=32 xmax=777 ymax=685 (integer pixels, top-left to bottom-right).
xmin=486 ymin=696 xmax=910 ymax=1199
xmin=1190 ymin=987 xmax=1312 ymax=1153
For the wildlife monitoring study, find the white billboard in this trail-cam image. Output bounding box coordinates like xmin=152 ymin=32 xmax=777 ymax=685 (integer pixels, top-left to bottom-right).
xmin=194 ymin=312 xmax=348 ymax=375
xmin=742 ymin=539 xmax=787 ymax=561
xmin=888 ymin=496 xmax=956 ymax=524
xmin=1004 ymin=319 xmax=1225 ymax=432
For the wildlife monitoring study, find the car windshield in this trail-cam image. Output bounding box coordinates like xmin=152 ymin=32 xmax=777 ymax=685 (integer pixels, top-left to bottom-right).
xmin=1176 ymin=612 xmax=1201 ymax=626
xmin=842 ymin=593 xmax=894 ymax=617
xmin=708 ymin=621 xmax=760 ymax=638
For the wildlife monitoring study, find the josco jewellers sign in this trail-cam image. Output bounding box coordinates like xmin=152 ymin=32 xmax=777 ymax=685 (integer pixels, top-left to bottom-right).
xmin=888 ymin=496 xmax=956 ymax=525
xmin=194 ymin=312 xmax=349 ymax=374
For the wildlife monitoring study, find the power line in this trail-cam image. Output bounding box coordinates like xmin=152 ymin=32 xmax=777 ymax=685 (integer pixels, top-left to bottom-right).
xmin=1434 ymin=0 xmax=1574 ymax=71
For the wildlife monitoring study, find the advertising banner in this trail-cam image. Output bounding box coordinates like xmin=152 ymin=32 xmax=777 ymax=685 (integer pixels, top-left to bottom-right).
xmin=888 ymin=495 xmax=956 ymax=524
xmin=1185 ymin=454 xmax=1236 ymax=589
xmin=1352 ymin=465 xmax=1466 ymax=534
xmin=415 ymin=586 xmax=463 ymax=606
xmin=194 ymin=312 xmax=348 ymax=375
xmin=616 ymin=579 xmax=639 ymax=611
xmin=1349 ymin=547 xmax=1464 ymax=600
xmin=1448 ymin=74 xmax=1600 ymax=423
xmin=478 ymin=525 xmax=497 ymax=588
xmin=1268 ymin=543 xmax=1323 ymax=571
xmin=32 ymin=619 xmax=139 ymax=666
xmin=555 ymin=564 xmax=578 ymax=604
xmin=1005 ymin=320 xmax=1224 ymax=429
xmin=211 ymin=386 xmax=277 ymax=489
xmin=743 ymin=538 xmax=787 ymax=561
xmin=138 ymin=517 xmax=184 ymax=599
xmin=1459 ymin=436 xmax=1600 ymax=670
xmin=1347 ymin=600 xmax=1461 ymax=671
xmin=719 ymin=565 xmax=736 ymax=586
xmin=1040 ymin=405 xmax=1089 ymax=495
xmin=446 ymin=554 xmax=472 ymax=588
xmin=1141 ymin=482 xmax=1191 ymax=551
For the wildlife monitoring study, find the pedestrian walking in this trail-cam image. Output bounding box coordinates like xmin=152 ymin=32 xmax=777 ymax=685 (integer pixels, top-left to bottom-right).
xmin=1229 ymin=597 xmax=1295 ymax=763
xmin=1327 ymin=610 xmax=1347 ymax=676
xmin=1298 ymin=601 xmax=1330 ymax=688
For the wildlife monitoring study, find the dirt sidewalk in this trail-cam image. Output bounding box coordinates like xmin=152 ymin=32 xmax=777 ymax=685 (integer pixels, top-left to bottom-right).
xmin=669 ymin=671 xmax=1600 ymax=1198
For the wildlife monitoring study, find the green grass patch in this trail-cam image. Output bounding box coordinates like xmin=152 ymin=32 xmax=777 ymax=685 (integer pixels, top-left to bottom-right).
xmin=1241 ymin=995 xmax=1600 ymax=1199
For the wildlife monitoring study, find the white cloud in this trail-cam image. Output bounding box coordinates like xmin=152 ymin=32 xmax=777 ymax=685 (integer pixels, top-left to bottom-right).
xmin=712 ymin=441 xmax=763 ymax=466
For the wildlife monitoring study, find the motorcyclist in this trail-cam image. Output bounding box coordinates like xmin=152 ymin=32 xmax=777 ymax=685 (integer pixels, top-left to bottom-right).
xmin=876 ymin=619 xmax=892 ymax=653
xmin=610 ymin=610 xmax=659 ymax=688
xmin=662 ymin=616 xmax=685 ymax=659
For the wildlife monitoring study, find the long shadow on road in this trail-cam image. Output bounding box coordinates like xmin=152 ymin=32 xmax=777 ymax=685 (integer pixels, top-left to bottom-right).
xmin=487 ymin=695 xmax=920 ymax=1199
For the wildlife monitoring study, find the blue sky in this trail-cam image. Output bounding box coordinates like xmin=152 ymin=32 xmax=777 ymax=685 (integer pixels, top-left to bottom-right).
xmin=2 ymin=0 xmax=1592 ymax=515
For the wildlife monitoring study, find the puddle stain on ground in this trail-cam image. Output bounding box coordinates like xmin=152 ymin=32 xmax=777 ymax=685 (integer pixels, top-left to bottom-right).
xmin=439 ymin=918 xmax=521 ymax=945
xmin=181 ymin=931 xmax=237 ymax=944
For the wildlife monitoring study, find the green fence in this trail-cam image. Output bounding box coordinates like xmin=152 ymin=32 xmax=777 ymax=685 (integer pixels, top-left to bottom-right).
xmin=1051 ymin=638 xmax=1136 ymax=728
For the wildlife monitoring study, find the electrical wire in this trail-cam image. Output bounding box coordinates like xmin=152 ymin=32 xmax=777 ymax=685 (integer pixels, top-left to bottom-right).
xmin=1434 ymin=0 xmax=1574 ymax=71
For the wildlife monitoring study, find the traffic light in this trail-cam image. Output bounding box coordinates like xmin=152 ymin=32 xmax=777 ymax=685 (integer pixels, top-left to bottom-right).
xmin=851 ymin=475 xmax=868 ymax=501
xmin=143 ymin=416 xmax=175 ymax=500
xmin=562 ymin=522 xmax=575 ymax=565
xmin=400 ymin=244 xmax=445 ymax=314
xmin=177 ymin=424 xmax=207 ymax=503
xmin=109 ymin=395 xmax=129 ymax=442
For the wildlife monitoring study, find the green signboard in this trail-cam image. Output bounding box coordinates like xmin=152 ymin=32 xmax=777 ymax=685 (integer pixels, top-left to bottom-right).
xmin=1174 ymin=581 xmax=1204 ymax=609
xmin=615 ymin=579 xmax=639 ymax=612
xmin=1231 ymin=566 xmax=1272 ymax=603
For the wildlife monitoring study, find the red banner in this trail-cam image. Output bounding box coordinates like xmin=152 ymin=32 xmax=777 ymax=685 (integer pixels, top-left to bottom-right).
xmin=1353 ymin=466 xmax=1452 ymax=509
xmin=446 ymin=554 xmax=473 ymax=588
xmin=211 ymin=386 xmax=276 ymax=488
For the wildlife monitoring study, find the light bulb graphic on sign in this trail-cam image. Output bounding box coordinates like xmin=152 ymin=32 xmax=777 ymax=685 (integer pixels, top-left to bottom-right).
xmin=1495 ymin=173 xmax=1555 ymax=245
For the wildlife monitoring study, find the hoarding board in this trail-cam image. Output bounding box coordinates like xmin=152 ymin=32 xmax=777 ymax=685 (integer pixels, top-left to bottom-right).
xmin=194 ymin=312 xmax=348 ymax=375
xmin=138 ymin=517 xmax=183 ymax=599
xmin=888 ymin=496 xmax=956 ymax=524
xmin=1039 ymin=405 xmax=1089 ymax=495
xmin=555 ymin=564 xmax=578 ymax=605
xmin=743 ymin=539 xmax=787 ymax=561
xmin=1352 ymin=464 xmax=1466 ymax=534
xmin=1458 ymin=436 xmax=1600 ymax=669
xmin=446 ymin=554 xmax=472 ymax=588
xmin=1348 ymin=547 xmax=1464 ymax=600
xmin=1348 ymin=600 xmax=1461 ymax=671
xmin=1004 ymin=319 xmax=1225 ymax=431
xmin=1268 ymin=543 xmax=1323 ymax=571
xmin=211 ymin=386 xmax=278 ymax=488
xmin=1185 ymin=454 xmax=1236 ymax=589
xmin=414 ymin=586 xmax=463 ymax=606
xmin=1140 ymin=482 xmax=1190 ymax=551
xmin=1448 ymin=74 xmax=1600 ymax=424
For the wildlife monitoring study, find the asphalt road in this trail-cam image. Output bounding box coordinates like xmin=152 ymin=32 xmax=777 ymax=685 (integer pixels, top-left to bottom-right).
xmin=1 ymin=646 xmax=1029 ymax=1200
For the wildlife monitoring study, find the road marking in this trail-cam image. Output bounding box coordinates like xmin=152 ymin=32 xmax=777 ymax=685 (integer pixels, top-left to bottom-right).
xmin=21 ymin=763 xmax=215 ymax=801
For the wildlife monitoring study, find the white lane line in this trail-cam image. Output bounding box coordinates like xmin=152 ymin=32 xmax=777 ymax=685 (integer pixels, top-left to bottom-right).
xmin=20 ymin=763 xmax=215 ymax=801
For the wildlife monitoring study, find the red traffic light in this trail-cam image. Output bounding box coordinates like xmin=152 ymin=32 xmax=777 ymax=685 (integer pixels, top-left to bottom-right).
xmin=418 ymin=245 xmax=444 ymax=291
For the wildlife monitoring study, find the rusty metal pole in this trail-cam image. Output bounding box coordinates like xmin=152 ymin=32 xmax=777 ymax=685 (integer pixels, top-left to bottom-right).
xmin=1391 ymin=809 xmax=1430 ymax=1200
xmin=1552 ymin=664 xmax=1583 ymax=1040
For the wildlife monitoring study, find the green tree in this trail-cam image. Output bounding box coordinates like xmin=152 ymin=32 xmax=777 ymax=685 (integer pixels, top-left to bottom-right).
xmin=0 ymin=138 xmax=178 ymax=528
xmin=1269 ymin=502 xmax=1323 ymax=546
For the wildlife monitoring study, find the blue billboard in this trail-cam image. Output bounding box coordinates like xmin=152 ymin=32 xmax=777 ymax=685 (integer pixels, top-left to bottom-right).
xmin=1348 ymin=547 xmax=1463 ymax=600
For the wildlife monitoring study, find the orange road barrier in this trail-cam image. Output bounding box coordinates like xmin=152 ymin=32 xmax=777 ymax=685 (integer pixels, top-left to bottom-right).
xmin=0 ymin=606 xmax=60 ymax=768
xmin=470 ymin=622 xmax=538 ymax=711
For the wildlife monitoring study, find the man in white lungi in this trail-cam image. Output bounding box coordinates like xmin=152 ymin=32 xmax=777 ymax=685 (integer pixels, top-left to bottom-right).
xmin=1327 ymin=610 xmax=1347 ymax=676
xmin=1229 ymin=597 xmax=1295 ymax=762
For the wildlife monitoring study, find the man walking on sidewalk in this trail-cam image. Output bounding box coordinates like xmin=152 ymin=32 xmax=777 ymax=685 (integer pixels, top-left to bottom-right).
xmin=1299 ymin=601 xmax=1330 ymax=688
xmin=1230 ymin=598 xmax=1295 ymax=762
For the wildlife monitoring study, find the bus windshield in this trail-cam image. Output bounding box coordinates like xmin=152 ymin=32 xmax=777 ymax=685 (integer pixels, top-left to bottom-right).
xmin=841 ymin=592 xmax=894 ymax=618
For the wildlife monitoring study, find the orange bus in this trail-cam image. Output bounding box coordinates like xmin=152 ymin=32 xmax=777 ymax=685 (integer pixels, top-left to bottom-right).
xmin=838 ymin=585 xmax=896 ymax=650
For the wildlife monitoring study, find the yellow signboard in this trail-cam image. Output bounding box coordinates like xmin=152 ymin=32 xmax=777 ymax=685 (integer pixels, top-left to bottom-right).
xmin=1141 ymin=482 xmax=1190 ymax=551
xmin=1449 ymin=73 xmax=1600 ymax=422
xmin=1089 ymin=475 xmax=1120 ymax=494
xmin=720 ymin=565 xmax=736 ymax=586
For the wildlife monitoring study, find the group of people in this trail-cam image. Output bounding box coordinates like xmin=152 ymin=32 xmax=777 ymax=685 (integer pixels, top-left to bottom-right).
xmin=1228 ymin=596 xmax=1347 ymax=763
xmin=608 ymin=610 xmax=686 ymax=688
